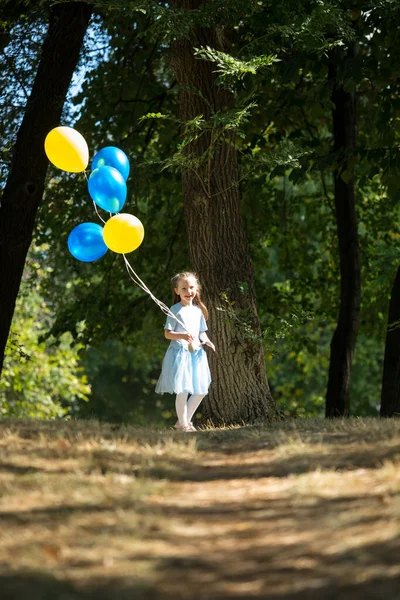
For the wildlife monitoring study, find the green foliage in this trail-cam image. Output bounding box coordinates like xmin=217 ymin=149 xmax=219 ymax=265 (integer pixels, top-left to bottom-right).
xmin=266 ymin=321 xmax=331 ymax=418
xmin=0 ymin=248 xmax=90 ymax=418
xmin=217 ymin=287 xmax=313 ymax=352
xmin=266 ymin=323 xmax=383 ymax=418
xmin=193 ymin=46 xmax=279 ymax=84
xmin=269 ymin=1 xmax=355 ymax=56
xmin=81 ymin=0 xmax=268 ymax=41
xmin=154 ymin=99 xmax=262 ymax=188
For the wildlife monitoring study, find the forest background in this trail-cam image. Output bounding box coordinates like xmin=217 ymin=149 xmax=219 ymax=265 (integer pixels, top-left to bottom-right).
xmin=1 ymin=0 xmax=400 ymax=426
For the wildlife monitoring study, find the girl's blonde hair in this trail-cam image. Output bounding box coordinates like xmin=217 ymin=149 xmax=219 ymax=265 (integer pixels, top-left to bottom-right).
xmin=171 ymin=271 xmax=209 ymax=320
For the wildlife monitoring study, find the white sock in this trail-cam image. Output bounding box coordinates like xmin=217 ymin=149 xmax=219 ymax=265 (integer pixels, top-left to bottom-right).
xmin=175 ymin=393 xmax=189 ymax=426
xmin=187 ymin=394 xmax=205 ymax=424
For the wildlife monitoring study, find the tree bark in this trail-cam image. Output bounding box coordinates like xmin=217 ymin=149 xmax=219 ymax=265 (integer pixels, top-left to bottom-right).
xmin=170 ymin=0 xmax=277 ymax=424
xmin=380 ymin=266 xmax=400 ymax=416
xmin=0 ymin=3 xmax=92 ymax=376
xmin=325 ymin=53 xmax=361 ymax=417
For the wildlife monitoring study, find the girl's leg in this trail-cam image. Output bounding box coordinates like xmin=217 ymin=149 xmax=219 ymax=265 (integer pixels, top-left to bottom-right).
xmin=175 ymin=393 xmax=189 ymax=426
xmin=187 ymin=394 xmax=205 ymax=424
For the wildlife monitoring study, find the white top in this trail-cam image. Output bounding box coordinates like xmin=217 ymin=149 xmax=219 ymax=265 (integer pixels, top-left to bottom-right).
xmin=164 ymin=302 xmax=207 ymax=350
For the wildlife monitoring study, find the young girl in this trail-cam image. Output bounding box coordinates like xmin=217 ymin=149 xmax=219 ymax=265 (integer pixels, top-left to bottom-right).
xmin=155 ymin=272 xmax=215 ymax=432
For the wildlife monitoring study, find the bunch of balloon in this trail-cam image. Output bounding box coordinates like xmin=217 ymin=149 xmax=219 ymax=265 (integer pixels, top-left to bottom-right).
xmin=44 ymin=126 xmax=144 ymax=262
xmin=87 ymin=145 xmax=144 ymax=254
xmin=44 ymin=126 xmax=187 ymax=333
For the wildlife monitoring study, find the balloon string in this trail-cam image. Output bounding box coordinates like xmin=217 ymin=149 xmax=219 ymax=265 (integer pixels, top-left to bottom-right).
xmin=82 ymin=168 xmax=181 ymax=327
xmin=122 ymin=255 xmax=189 ymax=332
xmin=93 ymin=202 xmax=106 ymax=224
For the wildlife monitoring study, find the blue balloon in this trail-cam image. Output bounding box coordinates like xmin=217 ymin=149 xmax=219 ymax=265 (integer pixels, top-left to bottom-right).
xmin=68 ymin=222 xmax=108 ymax=262
xmin=88 ymin=166 xmax=127 ymax=213
xmin=91 ymin=146 xmax=130 ymax=181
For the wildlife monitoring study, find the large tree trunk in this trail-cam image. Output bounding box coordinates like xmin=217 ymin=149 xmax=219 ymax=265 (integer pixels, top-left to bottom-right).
xmin=170 ymin=0 xmax=277 ymax=424
xmin=325 ymin=53 xmax=361 ymax=417
xmin=0 ymin=3 xmax=92 ymax=376
xmin=380 ymin=266 xmax=400 ymax=416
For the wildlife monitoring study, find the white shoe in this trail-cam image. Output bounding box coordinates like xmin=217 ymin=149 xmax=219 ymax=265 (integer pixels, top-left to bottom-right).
xmin=174 ymin=421 xmax=196 ymax=432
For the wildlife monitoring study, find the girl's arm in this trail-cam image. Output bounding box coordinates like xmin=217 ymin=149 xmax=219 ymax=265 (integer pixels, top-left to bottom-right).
xmin=165 ymin=329 xmax=193 ymax=342
xmin=199 ymin=332 xmax=216 ymax=352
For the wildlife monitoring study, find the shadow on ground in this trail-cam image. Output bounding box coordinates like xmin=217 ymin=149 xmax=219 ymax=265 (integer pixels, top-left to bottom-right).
xmin=2 ymin=420 xmax=400 ymax=599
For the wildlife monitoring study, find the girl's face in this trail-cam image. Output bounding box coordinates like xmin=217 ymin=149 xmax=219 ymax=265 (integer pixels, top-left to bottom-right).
xmin=175 ymin=276 xmax=197 ymax=306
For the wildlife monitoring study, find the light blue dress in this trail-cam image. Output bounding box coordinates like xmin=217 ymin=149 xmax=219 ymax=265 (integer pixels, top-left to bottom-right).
xmin=155 ymin=302 xmax=211 ymax=395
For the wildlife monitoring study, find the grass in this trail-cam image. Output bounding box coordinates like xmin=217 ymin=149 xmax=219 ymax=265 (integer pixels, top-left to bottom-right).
xmin=1 ymin=417 xmax=400 ymax=599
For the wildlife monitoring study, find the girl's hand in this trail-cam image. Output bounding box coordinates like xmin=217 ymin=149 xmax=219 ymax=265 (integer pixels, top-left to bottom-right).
xmin=202 ymin=339 xmax=216 ymax=352
xmin=182 ymin=333 xmax=194 ymax=343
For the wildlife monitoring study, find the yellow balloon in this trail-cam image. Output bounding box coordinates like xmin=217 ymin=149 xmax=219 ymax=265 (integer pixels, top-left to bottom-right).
xmin=44 ymin=126 xmax=89 ymax=172
xmin=103 ymin=213 xmax=144 ymax=254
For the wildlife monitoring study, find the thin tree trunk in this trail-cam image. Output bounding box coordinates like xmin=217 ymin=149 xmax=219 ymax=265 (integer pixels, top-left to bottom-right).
xmin=0 ymin=3 xmax=92 ymax=376
xmin=325 ymin=53 xmax=361 ymax=417
xmin=380 ymin=266 xmax=400 ymax=416
xmin=170 ymin=0 xmax=277 ymax=424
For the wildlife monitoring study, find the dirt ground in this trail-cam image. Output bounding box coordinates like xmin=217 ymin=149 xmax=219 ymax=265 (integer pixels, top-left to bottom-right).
xmin=1 ymin=418 xmax=400 ymax=599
